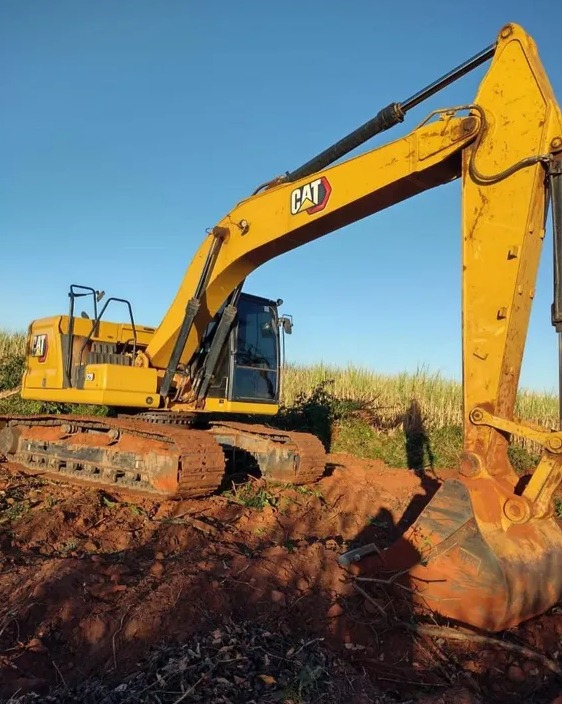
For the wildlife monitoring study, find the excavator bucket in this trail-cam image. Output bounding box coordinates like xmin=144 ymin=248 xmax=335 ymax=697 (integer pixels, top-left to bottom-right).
xmin=344 ymin=475 xmax=562 ymax=632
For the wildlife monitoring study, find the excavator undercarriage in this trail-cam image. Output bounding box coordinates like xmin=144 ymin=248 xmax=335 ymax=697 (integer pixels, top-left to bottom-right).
xmin=0 ymin=414 xmax=326 ymax=499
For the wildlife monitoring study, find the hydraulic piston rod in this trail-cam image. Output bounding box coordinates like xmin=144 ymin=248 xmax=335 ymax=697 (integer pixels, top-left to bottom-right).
xmin=283 ymin=42 xmax=495 ymax=183
xmin=550 ymin=157 xmax=562 ymax=426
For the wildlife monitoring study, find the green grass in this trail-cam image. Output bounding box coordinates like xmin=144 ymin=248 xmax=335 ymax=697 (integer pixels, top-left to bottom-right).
xmin=0 ymin=330 xmax=554 ymax=473
xmin=223 ymin=482 xmax=279 ymax=510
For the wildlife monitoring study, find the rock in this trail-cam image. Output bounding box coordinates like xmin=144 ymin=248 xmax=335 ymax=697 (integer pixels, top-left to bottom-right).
xmin=104 ymin=564 xmax=129 ymax=582
xmin=155 ymin=551 xmax=165 ymax=561
xmin=270 ymin=590 xmax=286 ymax=607
xmin=507 ymin=664 xmax=525 ymax=683
xmin=149 ymin=561 xmax=165 ymax=578
xmin=550 ymin=695 xmax=562 ymax=704
xmin=296 ymin=578 xmax=309 ymax=592
xmin=327 ymin=603 xmax=344 ymax=618
xmin=84 ymin=617 xmax=107 ymax=643
xmin=26 ymin=637 xmax=46 ymax=654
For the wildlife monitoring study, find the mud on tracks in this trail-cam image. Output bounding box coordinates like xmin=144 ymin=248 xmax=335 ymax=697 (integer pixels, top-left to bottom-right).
xmin=0 ymin=454 xmax=562 ymax=702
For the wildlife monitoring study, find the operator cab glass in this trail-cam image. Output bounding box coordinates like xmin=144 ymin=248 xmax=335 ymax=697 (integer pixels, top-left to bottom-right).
xmin=206 ymin=293 xmax=281 ymax=404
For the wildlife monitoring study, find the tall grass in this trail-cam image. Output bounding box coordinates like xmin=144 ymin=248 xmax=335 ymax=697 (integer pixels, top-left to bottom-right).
xmin=280 ymin=362 xmax=559 ymax=432
xmin=0 ymin=330 xmax=26 ymax=362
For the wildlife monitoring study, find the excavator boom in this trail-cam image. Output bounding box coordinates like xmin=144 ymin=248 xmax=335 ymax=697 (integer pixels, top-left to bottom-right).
xmin=146 ymin=109 xmax=478 ymax=376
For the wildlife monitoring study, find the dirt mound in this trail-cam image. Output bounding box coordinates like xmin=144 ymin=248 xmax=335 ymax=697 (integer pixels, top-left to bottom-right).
xmin=0 ymin=454 xmax=561 ymax=703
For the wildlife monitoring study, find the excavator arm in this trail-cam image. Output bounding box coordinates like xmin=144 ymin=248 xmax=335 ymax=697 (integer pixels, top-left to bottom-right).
xmin=340 ymin=24 xmax=562 ymax=631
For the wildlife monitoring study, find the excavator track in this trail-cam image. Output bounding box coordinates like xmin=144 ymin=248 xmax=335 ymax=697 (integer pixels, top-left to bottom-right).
xmin=0 ymin=415 xmax=327 ymax=499
xmin=120 ymin=412 xmax=328 ymax=484
xmin=208 ymin=421 xmax=327 ymax=484
xmin=0 ymin=414 xmax=226 ymax=499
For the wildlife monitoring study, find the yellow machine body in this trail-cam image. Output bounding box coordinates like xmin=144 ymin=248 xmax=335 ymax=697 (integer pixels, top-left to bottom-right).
xmin=22 ymin=316 xmax=158 ymax=407
xmin=21 ymin=313 xmax=279 ymax=415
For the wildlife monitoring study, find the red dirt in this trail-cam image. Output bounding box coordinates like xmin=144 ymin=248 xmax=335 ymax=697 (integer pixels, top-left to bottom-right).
xmin=0 ymin=454 xmax=561 ymax=702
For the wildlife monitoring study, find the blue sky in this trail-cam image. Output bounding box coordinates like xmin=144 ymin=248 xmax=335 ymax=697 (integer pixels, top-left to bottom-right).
xmin=3 ymin=0 xmax=562 ymax=392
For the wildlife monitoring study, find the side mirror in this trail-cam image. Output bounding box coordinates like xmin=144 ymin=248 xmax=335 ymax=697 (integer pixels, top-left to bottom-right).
xmin=280 ymin=316 xmax=293 ymax=335
xmin=80 ymin=311 xmax=90 ymax=319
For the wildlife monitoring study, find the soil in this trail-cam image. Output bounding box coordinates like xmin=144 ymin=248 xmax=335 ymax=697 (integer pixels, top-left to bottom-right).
xmin=0 ymin=453 xmax=561 ymax=703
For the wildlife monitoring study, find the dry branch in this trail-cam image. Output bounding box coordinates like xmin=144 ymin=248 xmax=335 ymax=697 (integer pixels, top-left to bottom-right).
xmin=352 ymin=581 xmax=388 ymax=620
xmin=403 ymin=623 xmax=562 ymax=676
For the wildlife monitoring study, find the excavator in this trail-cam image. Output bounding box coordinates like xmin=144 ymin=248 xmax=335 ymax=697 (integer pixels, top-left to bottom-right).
xmin=2 ymin=22 xmax=562 ymax=633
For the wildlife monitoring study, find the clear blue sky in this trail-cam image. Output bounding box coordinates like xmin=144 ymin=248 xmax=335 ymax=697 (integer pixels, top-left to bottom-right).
xmin=2 ymin=0 xmax=562 ymax=392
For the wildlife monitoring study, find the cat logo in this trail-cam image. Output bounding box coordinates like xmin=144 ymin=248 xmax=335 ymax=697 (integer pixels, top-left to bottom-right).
xmin=30 ymin=334 xmax=48 ymax=362
xmin=290 ymin=176 xmax=332 ymax=215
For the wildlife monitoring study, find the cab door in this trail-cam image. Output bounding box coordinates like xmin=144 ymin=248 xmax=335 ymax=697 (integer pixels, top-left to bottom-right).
xmin=230 ymin=296 xmax=279 ymax=404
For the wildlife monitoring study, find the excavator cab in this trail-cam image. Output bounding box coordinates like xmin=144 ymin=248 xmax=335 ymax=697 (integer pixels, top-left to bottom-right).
xmin=197 ymin=292 xmax=286 ymax=407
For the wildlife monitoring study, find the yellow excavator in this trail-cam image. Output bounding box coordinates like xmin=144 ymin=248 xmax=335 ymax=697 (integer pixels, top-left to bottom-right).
xmin=3 ymin=22 xmax=562 ymax=633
